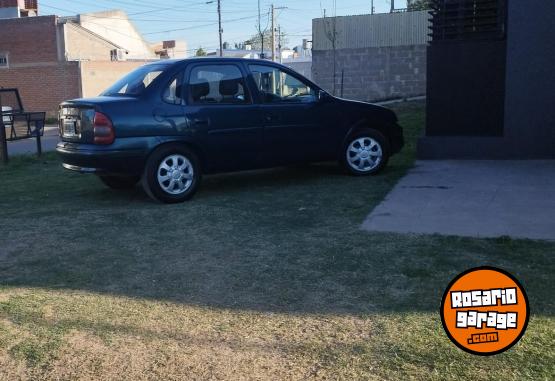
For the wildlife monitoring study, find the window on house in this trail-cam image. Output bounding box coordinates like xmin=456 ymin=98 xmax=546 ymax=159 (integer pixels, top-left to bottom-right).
xmin=0 ymin=53 xmax=8 ymax=69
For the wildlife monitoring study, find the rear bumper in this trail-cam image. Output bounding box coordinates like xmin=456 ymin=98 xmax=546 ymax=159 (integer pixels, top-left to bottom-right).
xmin=56 ymin=142 xmax=148 ymax=175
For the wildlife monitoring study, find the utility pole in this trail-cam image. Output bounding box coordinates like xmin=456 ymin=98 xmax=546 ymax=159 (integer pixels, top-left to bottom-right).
xmin=271 ymin=5 xmax=275 ymax=61
xmin=217 ymin=0 xmax=223 ymax=56
xmin=207 ymin=0 xmax=224 ymax=56
xmin=371 ymin=0 xmax=375 ymax=14
xmin=390 ymin=0 xmax=395 ymax=13
xmin=257 ymin=0 xmax=266 ymax=59
xmin=278 ymin=25 xmax=282 ymax=63
xmin=271 ymin=4 xmax=287 ymax=62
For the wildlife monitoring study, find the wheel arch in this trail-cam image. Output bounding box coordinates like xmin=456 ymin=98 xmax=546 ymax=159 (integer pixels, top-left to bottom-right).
xmin=339 ymin=119 xmax=391 ymax=159
xmin=146 ymin=138 xmax=207 ymax=173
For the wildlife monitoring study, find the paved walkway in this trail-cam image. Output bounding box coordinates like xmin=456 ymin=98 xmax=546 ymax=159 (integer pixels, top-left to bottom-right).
xmin=363 ymin=161 xmax=555 ymax=241
xmin=6 ymin=126 xmax=59 ymax=155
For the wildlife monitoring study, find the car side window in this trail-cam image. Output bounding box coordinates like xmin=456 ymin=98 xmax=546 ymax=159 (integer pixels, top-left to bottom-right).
xmin=162 ymin=76 xmax=184 ymax=105
xmin=248 ymin=64 xmax=316 ymax=103
xmin=188 ymin=64 xmax=249 ymax=105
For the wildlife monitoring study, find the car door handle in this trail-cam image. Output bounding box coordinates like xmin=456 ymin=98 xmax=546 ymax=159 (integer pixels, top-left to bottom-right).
xmin=153 ymin=108 xmax=170 ymax=122
xmin=192 ymin=118 xmax=209 ymax=126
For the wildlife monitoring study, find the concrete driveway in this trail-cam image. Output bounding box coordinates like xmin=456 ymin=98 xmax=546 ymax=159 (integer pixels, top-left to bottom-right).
xmin=6 ymin=126 xmax=59 ymax=156
xmin=363 ymin=161 xmax=555 ymax=241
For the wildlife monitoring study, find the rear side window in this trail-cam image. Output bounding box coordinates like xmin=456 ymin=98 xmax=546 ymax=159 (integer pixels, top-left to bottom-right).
xmin=188 ymin=64 xmax=249 ymax=105
xmin=163 ymin=75 xmax=184 ymax=105
xmin=103 ymin=64 xmax=166 ymax=96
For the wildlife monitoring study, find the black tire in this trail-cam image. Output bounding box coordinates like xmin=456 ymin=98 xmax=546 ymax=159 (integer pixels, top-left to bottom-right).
xmin=340 ymin=128 xmax=390 ymax=176
xmin=141 ymin=144 xmax=201 ymax=203
xmin=98 ymin=175 xmax=140 ymax=190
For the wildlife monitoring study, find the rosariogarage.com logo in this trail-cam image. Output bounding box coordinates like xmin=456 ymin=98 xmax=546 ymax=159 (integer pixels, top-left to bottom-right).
xmin=440 ymin=267 xmax=530 ymax=356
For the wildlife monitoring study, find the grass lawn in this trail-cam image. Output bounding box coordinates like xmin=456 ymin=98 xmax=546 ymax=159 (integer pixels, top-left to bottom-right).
xmin=0 ymin=101 xmax=553 ymax=380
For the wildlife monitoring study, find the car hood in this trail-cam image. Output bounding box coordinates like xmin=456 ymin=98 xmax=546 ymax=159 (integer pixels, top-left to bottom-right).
xmin=333 ymin=97 xmax=398 ymax=124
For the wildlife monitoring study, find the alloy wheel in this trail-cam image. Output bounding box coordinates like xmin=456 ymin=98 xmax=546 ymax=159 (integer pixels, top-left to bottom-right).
xmin=346 ymin=137 xmax=383 ymax=172
xmin=157 ymin=154 xmax=194 ymax=195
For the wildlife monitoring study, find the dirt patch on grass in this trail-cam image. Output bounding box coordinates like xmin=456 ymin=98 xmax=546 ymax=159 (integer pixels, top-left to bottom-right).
xmin=0 ymin=289 xmax=553 ymax=380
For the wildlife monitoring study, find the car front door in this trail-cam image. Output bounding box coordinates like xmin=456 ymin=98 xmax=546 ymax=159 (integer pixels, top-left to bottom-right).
xmin=184 ymin=63 xmax=263 ymax=172
xmin=247 ymin=64 xmax=337 ymax=166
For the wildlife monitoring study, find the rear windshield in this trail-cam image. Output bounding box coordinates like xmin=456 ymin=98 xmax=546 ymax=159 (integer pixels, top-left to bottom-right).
xmin=102 ymin=64 xmax=168 ymax=96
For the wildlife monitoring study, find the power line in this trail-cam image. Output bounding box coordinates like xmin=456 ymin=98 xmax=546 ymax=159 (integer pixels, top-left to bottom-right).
xmin=40 ymin=0 xmax=378 ymax=56
xmin=271 ymin=5 xmax=287 ymax=62
xmin=40 ymin=3 xmax=228 ymax=23
xmin=142 ymin=14 xmax=263 ymax=35
xmin=40 ymin=3 xmax=264 ymax=38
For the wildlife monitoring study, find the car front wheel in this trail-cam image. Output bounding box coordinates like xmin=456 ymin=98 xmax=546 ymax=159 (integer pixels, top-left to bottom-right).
xmin=142 ymin=145 xmax=201 ymax=203
xmin=341 ymin=129 xmax=389 ymax=176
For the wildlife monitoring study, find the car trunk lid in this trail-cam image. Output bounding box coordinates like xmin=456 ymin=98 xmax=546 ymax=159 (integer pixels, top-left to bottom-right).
xmin=59 ymin=103 xmax=96 ymax=143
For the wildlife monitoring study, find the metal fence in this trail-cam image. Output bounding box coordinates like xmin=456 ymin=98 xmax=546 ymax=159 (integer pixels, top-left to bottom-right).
xmin=430 ymin=0 xmax=507 ymax=42
xmin=312 ymin=10 xmax=431 ymax=50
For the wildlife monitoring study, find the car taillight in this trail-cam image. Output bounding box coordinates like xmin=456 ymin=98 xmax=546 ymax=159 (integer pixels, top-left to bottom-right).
xmin=93 ymin=112 xmax=115 ymax=145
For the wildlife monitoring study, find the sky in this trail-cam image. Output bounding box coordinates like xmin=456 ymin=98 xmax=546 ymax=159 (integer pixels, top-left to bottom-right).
xmin=38 ymin=0 xmax=409 ymax=54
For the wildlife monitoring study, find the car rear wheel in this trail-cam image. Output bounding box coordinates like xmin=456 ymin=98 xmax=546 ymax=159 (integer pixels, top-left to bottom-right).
xmin=341 ymin=129 xmax=389 ymax=176
xmin=98 ymin=175 xmax=140 ymax=190
xmin=142 ymin=144 xmax=201 ymax=203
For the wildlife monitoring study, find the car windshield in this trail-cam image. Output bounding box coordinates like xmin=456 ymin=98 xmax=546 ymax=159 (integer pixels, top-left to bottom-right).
xmin=102 ymin=65 xmax=167 ymax=96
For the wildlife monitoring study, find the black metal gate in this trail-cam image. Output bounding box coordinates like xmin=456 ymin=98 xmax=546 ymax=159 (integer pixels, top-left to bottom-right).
xmin=426 ymin=0 xmax=508 ymax=137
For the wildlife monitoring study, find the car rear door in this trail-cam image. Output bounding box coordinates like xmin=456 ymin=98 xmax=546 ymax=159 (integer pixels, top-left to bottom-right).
xmin=183 ymin=62 xmax=263 ymax=172
xmin=247 ymin=64 xmax=338 ymax=166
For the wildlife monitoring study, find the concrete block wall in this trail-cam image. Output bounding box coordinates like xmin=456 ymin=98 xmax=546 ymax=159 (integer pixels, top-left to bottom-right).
xmin=283 ymin=61 xmax=312 ymax=81
xmin=312 ymin=45 xmax=426 ymax=101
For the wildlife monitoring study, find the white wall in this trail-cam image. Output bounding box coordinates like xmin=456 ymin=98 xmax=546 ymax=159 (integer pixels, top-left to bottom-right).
xmin=78 ymin=10 xmax=157 ymax=60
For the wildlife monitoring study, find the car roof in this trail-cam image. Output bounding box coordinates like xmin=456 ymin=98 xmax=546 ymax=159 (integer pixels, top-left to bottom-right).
xmin=145 ymin=57 xmax=288 ymax=67
xmin=142 ymin=57 xmax=322 ymax=91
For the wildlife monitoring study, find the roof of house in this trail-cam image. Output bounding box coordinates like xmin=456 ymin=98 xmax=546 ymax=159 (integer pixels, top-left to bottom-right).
xmin=64 ymin=21 xmax=126 ymax=51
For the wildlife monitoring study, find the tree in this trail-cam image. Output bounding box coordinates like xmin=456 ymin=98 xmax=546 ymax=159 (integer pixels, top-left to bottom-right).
xmin=322 ymin=1 xmax=339 ymax=95
xmin=256 ymin=0 xmax=270 ymax=58
xmin=245 ymin=29 xmax=288 ymax=52
xmin=195 ymin=47 xmax=207 ymax=57
xmin=246 ymin=30 xmax=271 ymax=51
xmin=407 ymin=0 xmax=431 ymax=11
